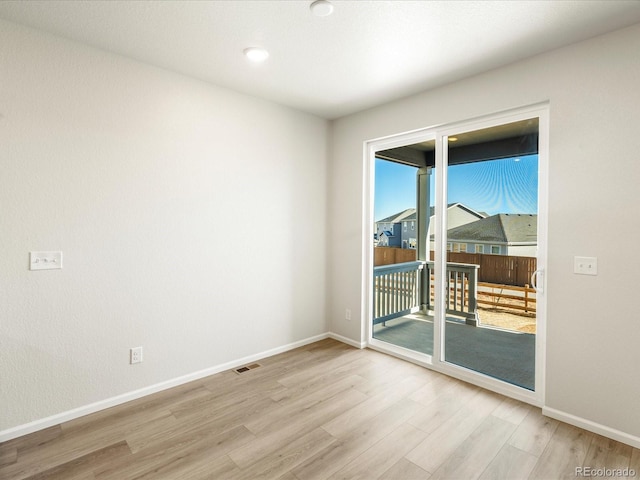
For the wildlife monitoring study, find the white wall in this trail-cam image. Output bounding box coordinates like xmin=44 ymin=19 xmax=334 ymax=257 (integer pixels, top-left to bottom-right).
xmin=0 ymin=20 xmax=328 ymax=433
xmin=328 ymin=23 xmax=640 ymax=442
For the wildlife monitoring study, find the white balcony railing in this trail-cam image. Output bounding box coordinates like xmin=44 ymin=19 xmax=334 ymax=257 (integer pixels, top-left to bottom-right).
xmin=373 ymin=260 xmax=479 ymax=326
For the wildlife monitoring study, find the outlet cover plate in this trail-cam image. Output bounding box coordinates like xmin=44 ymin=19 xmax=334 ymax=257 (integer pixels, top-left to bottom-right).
xmin=574 ymin=256 xmax=597 ymax=276
xmin=130 ymin=346 xmax=143 ymax=364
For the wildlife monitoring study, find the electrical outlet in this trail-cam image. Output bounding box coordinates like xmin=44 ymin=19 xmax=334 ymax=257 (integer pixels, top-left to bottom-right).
xmin=345 ymin=308 xmax=351 ymax=321
xmin=130 ymin=346 xmax=143 ymax=364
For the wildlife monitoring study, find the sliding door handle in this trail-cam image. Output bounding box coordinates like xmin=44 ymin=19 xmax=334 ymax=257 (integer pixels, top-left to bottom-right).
xmin=531 ymin=268 xmax=544 ymax=294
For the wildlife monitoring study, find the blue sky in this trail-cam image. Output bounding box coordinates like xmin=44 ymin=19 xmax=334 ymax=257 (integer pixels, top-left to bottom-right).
xmin=374 ymin=155 xmax=538 ymax=221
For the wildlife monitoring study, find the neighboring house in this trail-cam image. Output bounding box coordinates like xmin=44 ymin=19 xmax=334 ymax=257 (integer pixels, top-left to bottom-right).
xmin=399 ymin=211 xmax=418 ymax=249
xmin=375 ymin=208 xmax=415 ymax=246
xmin=444 ymin=213 xmax=538 ymax=256
xmin=425 ymin=203 xmax=487 ymax=251
xmin=375 ymin=208 xmax=415 ymax=236
xmin=376 ymin=203 xmax=486 ymax=250
xmin=377 ymin=228 xmax=401 ymax=247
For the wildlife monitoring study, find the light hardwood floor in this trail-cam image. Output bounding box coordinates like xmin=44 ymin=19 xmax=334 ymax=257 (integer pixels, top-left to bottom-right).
xmin=1 ymin=338 xmax=639 ymax=479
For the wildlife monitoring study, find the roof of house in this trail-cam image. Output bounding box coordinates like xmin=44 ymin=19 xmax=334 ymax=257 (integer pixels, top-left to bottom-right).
xmin=445 ymin=214 xmax=537 ymax=243
xmin=400 ymin=211 xmax=417 ymax=221
xmin=376 ymin=208 xmax=416 ymax=224
xmin=378 ymin=203 xmax=486 ymax=224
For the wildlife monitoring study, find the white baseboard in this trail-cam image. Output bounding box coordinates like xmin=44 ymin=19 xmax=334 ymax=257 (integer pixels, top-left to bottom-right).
xmin=10 ymin=333 xmax=638 ymax=451
xmin=543 ymin=406 xmax=640 ymax=449
xmin=0 ymin=332 xmax=331 ymax=443
xmin=328 ymin=332 xmax=366 ymax=349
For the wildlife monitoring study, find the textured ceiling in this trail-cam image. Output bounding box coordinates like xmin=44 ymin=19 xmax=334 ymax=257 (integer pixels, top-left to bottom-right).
xmin=1 ymin=0 xmax=640 ymax=119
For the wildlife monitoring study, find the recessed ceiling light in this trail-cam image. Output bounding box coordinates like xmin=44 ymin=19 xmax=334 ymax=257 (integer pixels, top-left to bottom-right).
xmin=449 ymin=137 xmax=458 ymax=142
xmin=244 ymin=47 xmax=269 ymax=63
xmin=310 ymin=0 xmax=334 ymax=17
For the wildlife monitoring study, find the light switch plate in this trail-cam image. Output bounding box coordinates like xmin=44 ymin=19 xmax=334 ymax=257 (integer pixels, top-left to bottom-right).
xmin=30 ymin=251 xmax=63 ymax=270
xmin=574 ymin=256 xmax=597 ymax=276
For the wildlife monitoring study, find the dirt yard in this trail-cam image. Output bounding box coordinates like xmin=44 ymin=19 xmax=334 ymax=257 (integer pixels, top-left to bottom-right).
xmin=477 ymin=308 xmax=536 ymax=333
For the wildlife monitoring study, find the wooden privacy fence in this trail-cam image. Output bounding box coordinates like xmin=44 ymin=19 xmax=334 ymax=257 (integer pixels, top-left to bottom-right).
xmin=447 ymin=252 xmax=537 ymax=288
xmin=374 ymin=247 xmax=418 ymax=266
xmin=374 ymin=247 xmax=537 ymax=287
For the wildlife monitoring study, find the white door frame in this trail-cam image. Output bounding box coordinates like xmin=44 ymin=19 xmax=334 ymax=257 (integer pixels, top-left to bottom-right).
xmin=363 ymin=103 xmax=549 ymax=407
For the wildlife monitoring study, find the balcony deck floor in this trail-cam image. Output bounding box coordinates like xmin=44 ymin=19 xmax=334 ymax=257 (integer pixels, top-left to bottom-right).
xmin=373 ymin=313 xmax=535 ymax=390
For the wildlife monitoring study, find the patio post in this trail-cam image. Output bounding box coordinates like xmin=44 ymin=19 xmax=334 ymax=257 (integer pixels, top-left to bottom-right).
xmin=466 ymin=265 xmax=480 ymax=326
xmin=417 ymin=167 xmax=431 ymax=311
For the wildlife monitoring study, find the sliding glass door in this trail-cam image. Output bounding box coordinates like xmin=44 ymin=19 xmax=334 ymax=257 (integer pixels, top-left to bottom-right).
xmin=371 ymin=138 xmax=436 ymax=359
xmin=441 ymin=118 xmax=539 ymax=391
xmin=368 ymin=106 xmax=547 ymax=404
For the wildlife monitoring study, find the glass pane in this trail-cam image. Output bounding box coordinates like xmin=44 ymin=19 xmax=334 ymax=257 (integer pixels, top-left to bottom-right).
xmin=372 ymin=153 xmax=435 ymax=357
xmin=443 ymin=119 xmax=538 ymax=390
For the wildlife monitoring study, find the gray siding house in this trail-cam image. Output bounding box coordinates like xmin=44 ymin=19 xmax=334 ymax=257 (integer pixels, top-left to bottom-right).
xmin=383 ymin=203 xmax=486 ymax=250
xmin=444 ymin=213 xmax=538 ymax=256
xmin=377 ymin=223 xmax=402 ymax=247
xmin=375 ymin=208 xmax=415 ymax=246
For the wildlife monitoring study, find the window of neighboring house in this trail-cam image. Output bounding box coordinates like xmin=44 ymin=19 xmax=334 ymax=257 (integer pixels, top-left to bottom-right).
xmin=447 ymin=242 xmax=452 ymax=252
xmin=404 ymin=222 xmax=407 ymax=232
xmin=451 ymin=243 xmax=467 ymax=253
xmin=476 ymin=244 xmax=484 ymax=254
xmin=490 ymin=245 xmax=501 ymax=254
xmin=411 ymin=221 xmax=415 ymax=230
